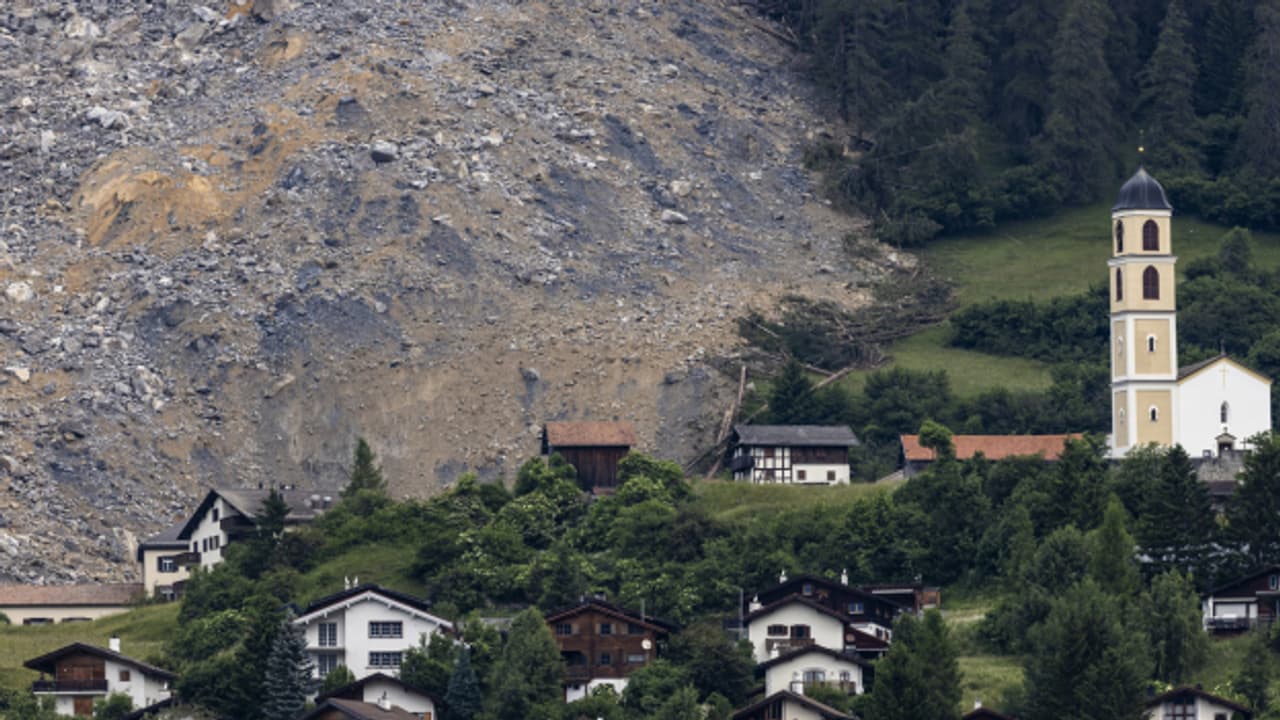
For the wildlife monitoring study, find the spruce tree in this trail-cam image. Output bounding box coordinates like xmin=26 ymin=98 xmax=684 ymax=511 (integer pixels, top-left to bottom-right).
xmin=1239 ymin=0 xmax=1280 ymax=177
xmin=1136 ymin=446 xmax=1216 ymax=578
xmin=1227 ymin=431 xmax=1280 ymax=566
xmin=1142 ymin=571 xmax=1208 ymax=684
xmin=1235 ymin=629 xmax=1273 ymax=712
xmin=865 ymin=610 xmax=959 ymax=720
xmin=1137 ymin=0 xmax=1200 ymax=172
xmin=995 ymin=0 xmax=1061 ymax=142
xmin=1040 ymin=0 xmax=1120 ymax=203
xmin=1024 ymin=580 xmax=1150 ymax=720
xmin=344 ymin=437 xmax=387 ymax=497
xmin=260 ymin=613 xmax=315 ymax=720
xmin=766 ymin=360 xmax=819 ymax=424
xmin=444 ymin=648 xmax=482 ymax=720
xmin=938 ymin=0 xmax=989 ymax=130
xmin=1196 ymin=0 xmax=1252 ymax=116
xmin=1088 ymin=495 xmax=1140 ymax=598
xmin=488 ymin=609 xmax=564 ymax=720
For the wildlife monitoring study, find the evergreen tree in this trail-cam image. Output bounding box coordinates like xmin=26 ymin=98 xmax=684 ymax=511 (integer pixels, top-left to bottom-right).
xmin=1040 ymin=0 xmax=1120 ymax=203
xmin=865 ymin=610 xmax=959 ymax=720
xmin=488 ymin=609 xmax=564 ymax=720
xmin=1135 ymin=446 xmax=1217 ymax=579
xmin=400 ymin=632 xmax=458 ymax=699
xmin=653 ymin=686 xmax=702 ymax=720
xmin=766 ymin=360 xmax=819 ymax=424
xmin=444 ymin=648 xmax=482 ymax=720
xmin=1141 ymin=571 xmax=1208 ymax=684
xmin=1137 ymin=0 xmax=1200 ymax=172
xmin=536 ymin=541 xmax=588 ymax=610
xmin=808 ymin=0 xmax=890 ymax=132
xmin=995 ymin=0 xmax=1061 ymax=142
xmin=1023 ymin=580 xmax=1150 ymax=720
xmin=1227 ymin=432 xmax=1280 ymax=566
xmin=1235 ymin=629 xmax=1273 ymax=713
xmin=665 ymin=622 xmax=756 ymax=705
xmin=1088 ymin=495 xmax=1140 ymax=598
xmin=260 ymin=612 xmax=315 ymax=720
xmin=1196 ymin=0 xmax=1252 ymax=116
xmin=1238 ymin=0 xmax=1280 ymax=177
xmin=344 ymin=437 xmax=387 ymax=498
xmin=938 ymin=0 xmax=990 ymax=130
xmin=256 ymin=488 xmax=291 ymax=544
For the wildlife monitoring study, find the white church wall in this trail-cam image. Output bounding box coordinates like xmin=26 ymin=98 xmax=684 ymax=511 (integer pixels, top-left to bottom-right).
xmin=1176 ymin=360 xmax=1271 ymax=457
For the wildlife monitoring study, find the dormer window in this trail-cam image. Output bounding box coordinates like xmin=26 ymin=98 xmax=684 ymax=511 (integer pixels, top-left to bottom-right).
xmin=1115 ymin=220 xmax=1124 ymax=253
xmin=1143 ymin=220 xmax=1159 ymax=251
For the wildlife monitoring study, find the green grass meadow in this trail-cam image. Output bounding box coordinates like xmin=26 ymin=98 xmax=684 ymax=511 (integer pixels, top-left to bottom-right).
xmin=845 ymin=203 xmax=1280 ymax=398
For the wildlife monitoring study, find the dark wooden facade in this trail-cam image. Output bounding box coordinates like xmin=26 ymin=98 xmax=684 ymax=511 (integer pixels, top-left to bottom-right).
xmin=546 ymin=600 xmax=672 ymax=685
xmin=1205 ymin=565 xmax=1280 ymax=632
xmin=542 ymin=422 xmax=637 ymax=493
xmin=753 ymin=575 xmax=906 ymax=634
xmin=554 ymin=446 xmax=631 ymax=492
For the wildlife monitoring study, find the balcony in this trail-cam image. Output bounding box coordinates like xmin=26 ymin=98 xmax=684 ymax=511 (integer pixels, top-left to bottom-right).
xmin=565 ymin=666 xmax=593 ymax=682
xmin=32 ymin=679 xmax=108 ymax=693
xmin=765 ymin=638 xmax=815 ymax=655
xmin=172 ymin=551 xmax=201 ymax=567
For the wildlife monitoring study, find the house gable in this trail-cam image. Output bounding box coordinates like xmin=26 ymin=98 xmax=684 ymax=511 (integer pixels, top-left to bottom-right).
xmin=295 ymin=586 xmax=452 ymax=629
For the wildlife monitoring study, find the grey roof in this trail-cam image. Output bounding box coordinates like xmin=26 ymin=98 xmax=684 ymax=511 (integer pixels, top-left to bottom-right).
xmin=1177 ymin=353 xmax=1224 ymax=379
xmin=733 ymin=424 xmax=859 ymax=447
xmin=140 ymin=522 xmax=187 ymax=548
xmin=177 ymin=487 xmax=329 ymax=540
xmin=1113 ymin=167 xmax=1172 ymax=212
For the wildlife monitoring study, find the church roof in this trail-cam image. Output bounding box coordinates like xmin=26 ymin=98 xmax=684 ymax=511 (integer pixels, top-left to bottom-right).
xmin=1177 ymin=354 xmax=1272 ymax=385
xmin=1113 ymin=168 xmax=1172 ymax=212
xmin=901 ymin=434 xmax=1083 ymax=462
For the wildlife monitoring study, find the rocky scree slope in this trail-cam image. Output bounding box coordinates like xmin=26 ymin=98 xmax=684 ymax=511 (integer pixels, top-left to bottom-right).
xmin=0 ymin=0 xmax=897 ymax=581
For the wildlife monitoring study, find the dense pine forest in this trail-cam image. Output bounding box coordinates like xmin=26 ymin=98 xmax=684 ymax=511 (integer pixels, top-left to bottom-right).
xmin=758 ymin=0 xmax=1280 ymax=245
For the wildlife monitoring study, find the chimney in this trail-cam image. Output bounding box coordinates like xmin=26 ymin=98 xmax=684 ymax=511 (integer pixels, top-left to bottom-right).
xmin=790 ymin=671 xmax=804 ymax=696
xmin=109 ymin=636 xmax=121 ymax=653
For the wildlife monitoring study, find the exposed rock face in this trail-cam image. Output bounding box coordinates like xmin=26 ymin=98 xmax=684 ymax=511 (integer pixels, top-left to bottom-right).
xmin=0 ymin=0 xmax=888 ymax=581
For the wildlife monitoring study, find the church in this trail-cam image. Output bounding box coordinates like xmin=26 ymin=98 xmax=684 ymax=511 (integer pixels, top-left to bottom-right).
xmin=1108 ymin=168 xmax=1272 ymax=459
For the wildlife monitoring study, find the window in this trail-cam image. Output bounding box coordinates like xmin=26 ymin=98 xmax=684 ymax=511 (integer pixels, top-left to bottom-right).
xmin=599 ymin=652 xmax=612 ymax=666
xmin=790 ymin=625 xmax=810 ymax=639
xmin=764 ymin=469 xmax=776 ymax=481
xmin=369 ymin=652 xmax=403 ymax=668
xmin=600 ymin=622 xmax=613 ymax=635
xmin=803 ymin=669 xmax=826 ymax=684
xmin=212 ymin=508 xmax=220 ymax=522
xmin=628 ymin=623 xmax=644 ymax=635
xmin=1115 ymin=269 xmax=1123 ymax=301
xmin=764 ymin=447 xmax=775 ymax=458
xmin=839 ymin=671 xmax=852 ymax=682
xmin=767 ymin=624 xmax=787 ymax=636
xmin=555 ymin=623 xmax=573 ymax=636
xmin=802 ymin=583 xmax=814 ymax=596
xmin=796 ymin=469 xmax=806 ymax=481
xmin=1150 ymin=407 xmax=1159 ymax=422
xmin=319 ymin=623 xmax=338 ymax=647
xmin=1143 ymin=266 xmax=1159 ymax=299
xmin=1143 ymin=220 xmax=1159 ymax=251
xmin=1115 ymin=220 xmax=1124 ymax=252
xmin=192 ymin=541 xmax=198 ymax=553
xmin=368 ymin=621 xmax=403 ymax=639
xmin=1163 ymin=697 xmax=1194 ymax=720
xmin=1270 ymin=575 xmax=1279 ymax=590
xmin=626 ymin=653 xmax=646 ymax=664
xmin=119 ymin=670 xmax=131 ymax=682
xmin=1147 ymin=335 xmax=1157 ymax=353
xmin=1222 ymin=402 xmax=1230 ymax=423
xmin=317 ymin=654 xmax=338 ymax=676
xmin=158 ymin=557 xmax=177 ymax=573
xmin=827 ymin=470 xmax=836 ymax=482
xmin=848 ymin=602 xmax=864 ymax=614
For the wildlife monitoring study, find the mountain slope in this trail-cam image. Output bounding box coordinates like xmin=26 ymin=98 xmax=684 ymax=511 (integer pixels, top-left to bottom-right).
xmin=0 ymin=0 xmax=890 ymax=581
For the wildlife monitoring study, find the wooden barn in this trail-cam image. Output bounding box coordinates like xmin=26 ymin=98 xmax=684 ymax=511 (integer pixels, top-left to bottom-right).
xmin=542 ymin=421 xmax=636 ymax=493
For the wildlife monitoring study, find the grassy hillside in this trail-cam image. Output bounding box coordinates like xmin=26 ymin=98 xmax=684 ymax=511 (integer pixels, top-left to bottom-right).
xmin=0 ymin=603 xmax=179 ymax=692
xmin=846 ymin=203 xmax=1280 ymax=397
xmin=694 ymin=477 xmax=902 ymax=523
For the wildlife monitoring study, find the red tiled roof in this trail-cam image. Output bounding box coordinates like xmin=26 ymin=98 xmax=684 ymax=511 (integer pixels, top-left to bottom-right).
xmin=900 ymin=434 xmax=1083 ymax=462
xmin=0 ymin=583 xmax=143 ymax=607
xmin=544 ymin=421 xmax=637 ymax=447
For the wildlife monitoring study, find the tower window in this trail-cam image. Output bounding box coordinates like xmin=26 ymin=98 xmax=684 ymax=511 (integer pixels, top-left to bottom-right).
xmin=1143 ymin=266 xmax=1160 ymax=299
xmin=1115 ymin=269 xmax=1123 ymax=301
xmin=1143 ymin=220 xmax=1159 ymax=251
xmin=1149 ymin=406 xmax=1159 ymax=422
xmin=1147 ymin=335 xmax=1157 ymax=353
xmin=1222 ymin=402 xmax=1230 ymax=423
xmin=1115 ymin=220 xmax=1124 ymax=253
xmin=1119 ymin=408 xmax=1126 ymax=421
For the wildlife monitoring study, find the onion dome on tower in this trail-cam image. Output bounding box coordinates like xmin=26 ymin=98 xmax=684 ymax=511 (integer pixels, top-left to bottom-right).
xmin=1113 ymin=167 xmax=1172 ymax=212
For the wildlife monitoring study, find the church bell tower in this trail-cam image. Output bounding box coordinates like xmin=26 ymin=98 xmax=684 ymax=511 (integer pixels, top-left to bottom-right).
xmin=1109 ymin=168 xmax=1177 ymax=456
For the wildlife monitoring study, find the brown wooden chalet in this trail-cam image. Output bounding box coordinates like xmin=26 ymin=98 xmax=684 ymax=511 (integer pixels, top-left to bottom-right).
xmin=24 ymin=642 xmax=176 ymax=718
xmin=545 ymin=597 xmax=675 ymax=688
xmin=542 ymin=421 xmax=637 ymax=493
xmin=751 ymin=573 xmax=908 ymax=637
xmin=1203 ymin=565 xmax=1280 ymax=633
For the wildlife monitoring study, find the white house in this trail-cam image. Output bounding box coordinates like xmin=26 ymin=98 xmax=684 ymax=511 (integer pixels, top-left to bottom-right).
xmin=0 ymin=584 xmax=142 ymax=625
xmin=732 ymin=689 xmax=855 ymax=720
xmin=136 ymin=522 xmax=189 ymax=600
xmin=315 ymin=672 xmax=439 ymax=719
xmin=730 ymin=425 xmax=859 ymax=485
xmin=294 ymin=584 xmax=454 ymax=681
xmin=1145 ymin=686 xmax=1253 ymax=720
xmin=757 ymin=646 xmax=869 ymax=696
xmin=24 ymin=639 xmax=175 ymax=718
xmin=744 ymin=596 xmax=849 ymax=664
xmin=176 ymin=488 xmax=332 ymax=570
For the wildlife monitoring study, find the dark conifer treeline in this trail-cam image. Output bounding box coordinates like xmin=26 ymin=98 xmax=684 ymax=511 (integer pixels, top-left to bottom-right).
xmin=760 ymin=0 xmax=1280 ymax=244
